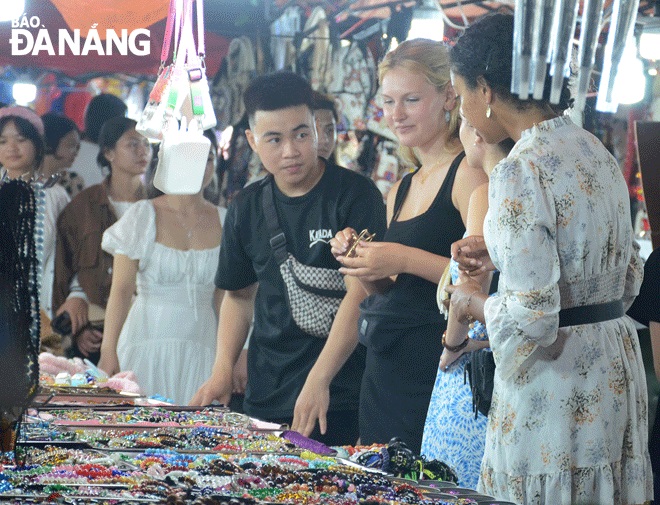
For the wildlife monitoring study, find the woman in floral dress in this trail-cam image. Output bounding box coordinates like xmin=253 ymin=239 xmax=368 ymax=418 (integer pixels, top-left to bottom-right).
xmin=422 ymin=120 xmax=513 ymax=490
xmin=444 ymin=13 xmax=652 ymax=505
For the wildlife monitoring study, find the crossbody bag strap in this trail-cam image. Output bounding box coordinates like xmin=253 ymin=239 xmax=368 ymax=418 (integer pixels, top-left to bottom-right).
xmin=261 ymin=177 xmax=289 ymax=265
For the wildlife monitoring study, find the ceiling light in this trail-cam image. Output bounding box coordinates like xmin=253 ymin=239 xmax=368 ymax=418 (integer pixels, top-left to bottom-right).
xmin=0 ymin=0 xmax=25 ymax=23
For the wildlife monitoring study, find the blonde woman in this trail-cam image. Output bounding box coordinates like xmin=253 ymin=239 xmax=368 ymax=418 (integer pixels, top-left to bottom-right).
xmin=330 ymin=39 xmax=487 ymax=453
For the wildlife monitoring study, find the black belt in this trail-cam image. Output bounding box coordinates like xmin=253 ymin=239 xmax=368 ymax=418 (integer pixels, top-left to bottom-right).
xmin=558 ymin=299 xmax=624 ymax=328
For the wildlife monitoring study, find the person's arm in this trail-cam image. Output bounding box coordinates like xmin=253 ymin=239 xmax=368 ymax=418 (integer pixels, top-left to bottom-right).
xmin=98 ymin=254 xmax=137 ymax=376
xmin=440 ymin=184 xmax=491 ymax=369
xmin=468 ymin=156 xmax=561 ymax=381
xmin=189 ymin=283 xmax=257 ymax=406
xmin=213 ymin=287 xmax=225 ymax=318
xmin=291 ymin=275 xmax=366 ymax=436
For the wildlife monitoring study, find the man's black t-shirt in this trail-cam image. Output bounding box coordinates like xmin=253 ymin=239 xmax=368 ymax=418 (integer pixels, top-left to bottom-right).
xmin=627 ymin=247 xmax=660 ymax=327
xmin=215 ymin=161 xmax=387 ymax=420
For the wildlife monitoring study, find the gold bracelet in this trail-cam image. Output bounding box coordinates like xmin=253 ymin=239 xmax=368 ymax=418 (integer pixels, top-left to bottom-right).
xmin=441 ymin=331 xmax=470 ymax=352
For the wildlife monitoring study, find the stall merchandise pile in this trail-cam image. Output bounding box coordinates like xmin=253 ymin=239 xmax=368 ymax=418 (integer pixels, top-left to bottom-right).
xmin=0 ymin=400 xmax=494 ymax=504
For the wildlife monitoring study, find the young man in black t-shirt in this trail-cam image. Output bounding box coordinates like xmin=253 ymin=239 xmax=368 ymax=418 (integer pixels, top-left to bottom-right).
xmin=191 ymin=72 xmax=386 ymax=445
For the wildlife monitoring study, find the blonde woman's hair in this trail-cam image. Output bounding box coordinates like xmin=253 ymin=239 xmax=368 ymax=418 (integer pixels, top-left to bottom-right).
xmin=379 ymin=38 xmax=460 ymax=168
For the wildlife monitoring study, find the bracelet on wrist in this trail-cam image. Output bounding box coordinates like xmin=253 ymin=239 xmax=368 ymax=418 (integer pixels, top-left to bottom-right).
xmin=441 ymin=332 xmax=470 ymax=352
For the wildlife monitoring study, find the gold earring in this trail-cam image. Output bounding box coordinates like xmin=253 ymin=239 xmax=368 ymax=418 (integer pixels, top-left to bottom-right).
xmin=486 ymin=104 xmax=492 ymax=118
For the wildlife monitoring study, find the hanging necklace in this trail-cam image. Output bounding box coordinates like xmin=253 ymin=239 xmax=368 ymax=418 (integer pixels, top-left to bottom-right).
xmin=416 ymin=155 xmax=450 ymax=185
xmin=171 ymin=205 xmax=203 ymax=242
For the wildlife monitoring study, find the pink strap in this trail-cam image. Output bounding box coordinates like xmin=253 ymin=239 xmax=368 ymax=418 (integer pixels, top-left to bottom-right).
xmin=195 ymin=0 xmax=205 ymax=58
xmin=160 ymin=0 xmax=177 ymax=65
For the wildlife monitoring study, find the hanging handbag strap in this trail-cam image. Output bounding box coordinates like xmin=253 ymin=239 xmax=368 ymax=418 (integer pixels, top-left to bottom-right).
xmin=262 ymin=177 xmax=290 ymax=265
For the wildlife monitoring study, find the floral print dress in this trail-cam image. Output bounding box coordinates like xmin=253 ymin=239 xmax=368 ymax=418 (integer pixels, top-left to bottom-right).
xmin=479 ymin=116 xmax=652 ymax=505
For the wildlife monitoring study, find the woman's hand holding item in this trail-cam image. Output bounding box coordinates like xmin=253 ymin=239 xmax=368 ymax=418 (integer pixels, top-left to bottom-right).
xmin=56 ymin=297 xmax=89 ymax=335
xmin=330 ymin=227 xmax=358 ymax=259
xmin=337 ymin=241 xmax=405 ymax=282
xmin=451 ymin=235 xmax=494 ymax=275
xmin=445 ymin=274 xmax=483 ymax=325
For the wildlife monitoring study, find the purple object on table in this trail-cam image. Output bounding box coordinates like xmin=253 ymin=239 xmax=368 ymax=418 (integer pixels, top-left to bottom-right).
xmin=280 ymin=430 xmax=335 ymax=455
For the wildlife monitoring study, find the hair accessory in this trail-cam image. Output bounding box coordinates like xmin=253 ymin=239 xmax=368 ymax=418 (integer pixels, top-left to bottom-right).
xmin=486 ymin=104 xmax=492 ymax=118
xmin=0 ymin=106 xmax=45 ymax=136
xmin=445 ymin=110 xmax=451 ymax=123
xmin=346 ymin=229 xmax=376 ymax=258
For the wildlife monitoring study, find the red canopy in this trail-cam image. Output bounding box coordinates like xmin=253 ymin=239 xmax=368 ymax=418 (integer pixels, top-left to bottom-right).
xmin=0 ymin=0 xmax=229 ymax=78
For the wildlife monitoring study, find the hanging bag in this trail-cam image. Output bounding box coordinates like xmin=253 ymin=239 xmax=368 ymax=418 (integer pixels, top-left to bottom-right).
xmin=153 ymin=117 xmax=210 ymax=195
xmin=137 ymin=0 xmax=216 ymax=141
xmin=136 ymin=0 xmax=180 ymax=140
xmin=152 ymin=0 xmax=215 ymax=195
xmin=261 ymin=177 xmax=346 ymax=339
xmin=183 ymin=0 xmax=216 ymax=130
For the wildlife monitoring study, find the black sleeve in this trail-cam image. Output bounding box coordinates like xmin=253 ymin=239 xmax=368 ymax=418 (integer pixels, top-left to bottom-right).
xmin=627 ymin=247 xmax=660 ymax=326
xmin=215 ymin=200 xmax=258 ymax=290
xmin=342 ymin=177 xmax=388 ymax=240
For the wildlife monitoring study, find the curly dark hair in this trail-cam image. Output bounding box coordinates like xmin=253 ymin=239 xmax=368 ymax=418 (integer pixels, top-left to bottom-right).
xmin=450 ymin=13 xmax=572 ymax=113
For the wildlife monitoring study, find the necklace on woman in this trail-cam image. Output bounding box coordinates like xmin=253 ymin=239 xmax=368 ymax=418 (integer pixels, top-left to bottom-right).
xmin=171 ymin=206 xmax=203 ymax=242
xmin=416 ymin=156 xmax=449 ymax=185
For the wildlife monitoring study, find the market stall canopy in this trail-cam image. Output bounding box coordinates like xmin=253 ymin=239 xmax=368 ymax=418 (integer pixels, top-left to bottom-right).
xmin=0 ymin=0 xmax=232 ymax=78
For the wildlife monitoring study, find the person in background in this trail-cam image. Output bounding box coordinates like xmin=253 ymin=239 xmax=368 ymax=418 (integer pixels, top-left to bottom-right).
xmin=53 ymin=117 xmax=149 ymax=363
xmin=99 ymin=129 xmax=226 ymax=405
xmin=0 ymin=106 xmax=70 ymax=326
xmin=312 ymin=90 xmax=338 ymax=164
xmin=41 ymin=113 xmax=83 ymax=198
xmin=68 ymin=93 xmax=127 ymax=188
xmin=191 ymin=72 xmax=386 ymax=444
xmin=330 ymin=39 xmax=487 ymax=454
xmin=446 ymin=13 xmax=651 ymax=504
xmin=421 ymin=118 xmax=513 ymax=489
xmin=627 ymin=247 xmax=660 ymax=504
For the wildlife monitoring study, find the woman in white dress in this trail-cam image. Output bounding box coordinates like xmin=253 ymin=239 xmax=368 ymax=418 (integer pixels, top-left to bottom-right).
xmin=99 ymin=131 xmax=226 ymax=405
xmin=445 ymin=13 xmax=652 ymax=505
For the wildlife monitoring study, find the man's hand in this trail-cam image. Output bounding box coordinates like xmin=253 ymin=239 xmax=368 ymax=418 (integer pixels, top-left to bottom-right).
xmin=189 ymin=368 xmax=233 ymax=407
xmin=451 ymin=235 xmax=494 ymax=275
xmin=76 ymin=327 xmax=102 ymax=357
xmin=232 ymin=349 xmax=248 ymax=395
xmin=291 ymin=374 xmax=330 ymax=437
xmin=55 ymin=298 xmax=89 ymax=335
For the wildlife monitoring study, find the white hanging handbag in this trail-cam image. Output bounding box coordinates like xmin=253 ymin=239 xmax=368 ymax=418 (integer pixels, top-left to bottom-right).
xmin=153 ymin=117 xmax=211 ymax=195
xmin=137 ymin=0 xmax=216 ymax=139
xmin=136 ymin=0 xmax=180 ymax=141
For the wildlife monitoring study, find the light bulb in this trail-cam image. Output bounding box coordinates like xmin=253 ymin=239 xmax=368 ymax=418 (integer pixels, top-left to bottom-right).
xmin=0 ymin=0 xmax=25 ymax=23
xmin=613 ymin=44 xmax=646 ymax=105
xmin=12 ymin=82 xmax=37 ymax=106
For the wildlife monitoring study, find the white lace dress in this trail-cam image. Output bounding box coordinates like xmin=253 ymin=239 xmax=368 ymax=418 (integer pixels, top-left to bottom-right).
xmin=479 ymin=116 xmax=652 ymax=505
xmin=102 ymin=200 xmax=225 ymax=405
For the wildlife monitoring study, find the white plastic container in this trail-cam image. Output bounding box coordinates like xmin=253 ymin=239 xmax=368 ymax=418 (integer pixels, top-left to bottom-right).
xmin=153 ymin=118 xmax=211 ymax=195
